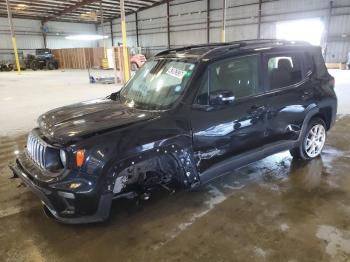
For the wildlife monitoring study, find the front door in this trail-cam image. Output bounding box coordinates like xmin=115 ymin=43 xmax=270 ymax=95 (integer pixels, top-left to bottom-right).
xmin=191 ymin=54 xmax=268 ymax=174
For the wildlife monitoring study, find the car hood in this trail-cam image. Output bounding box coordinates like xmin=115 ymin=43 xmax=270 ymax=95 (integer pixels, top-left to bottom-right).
xmin=38 ymin=98 xmax=160 ymax=144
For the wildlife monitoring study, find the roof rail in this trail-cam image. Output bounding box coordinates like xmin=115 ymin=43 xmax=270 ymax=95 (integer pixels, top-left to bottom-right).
xmin=239 ymin=38 xmax=311 ymax=45
xmin=155 ymin=42 xmax=246 ymax=56
xmin=155 ymin=39 xmax=310 ymax=57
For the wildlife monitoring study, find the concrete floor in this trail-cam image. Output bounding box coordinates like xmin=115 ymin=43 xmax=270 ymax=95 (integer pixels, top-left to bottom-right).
xmin=0 ymin=69 xmax=350 ymax=261
xmin=0 ymin=69 xmax=119 ymax=136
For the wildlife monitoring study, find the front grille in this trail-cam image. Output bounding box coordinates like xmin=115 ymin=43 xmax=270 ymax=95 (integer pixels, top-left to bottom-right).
xmin=26 ymin=132 xmax=47 ymax=169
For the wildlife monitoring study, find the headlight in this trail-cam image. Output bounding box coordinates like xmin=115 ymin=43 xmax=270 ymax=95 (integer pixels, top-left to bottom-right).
xmin=60 ymin=149 xmax=67 ymax=167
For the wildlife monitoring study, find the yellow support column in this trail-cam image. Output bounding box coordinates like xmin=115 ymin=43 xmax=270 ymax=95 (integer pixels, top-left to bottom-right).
xmin=100 ymin=1 xmax=108 ymax=69
xmin=120 ymin=0 xmax=130 ymax=83
xmin=11 ymin=37 xmax=21 ymax=74
xmin=6 ymin=0 xmax=21 ymax=74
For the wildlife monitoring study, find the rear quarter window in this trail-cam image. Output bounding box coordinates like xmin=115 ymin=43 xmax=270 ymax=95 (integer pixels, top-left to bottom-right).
xmin=266 ymin=53 xmax=303 ymax=90
xmin=310 ymin=47 xmax=329 ymax=78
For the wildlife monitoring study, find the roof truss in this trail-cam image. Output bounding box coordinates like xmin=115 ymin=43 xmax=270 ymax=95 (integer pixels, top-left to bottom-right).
xmin=0 ymin=0 xmax=167 ymax=23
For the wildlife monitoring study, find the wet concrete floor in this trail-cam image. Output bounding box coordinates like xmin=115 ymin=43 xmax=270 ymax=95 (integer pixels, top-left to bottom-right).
xmin=1 ymin=115 xmax=350 ymax=261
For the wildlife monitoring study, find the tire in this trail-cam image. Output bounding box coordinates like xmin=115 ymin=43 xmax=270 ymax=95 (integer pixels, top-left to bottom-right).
xmin=30 ymin=60 xmax=38 ymax=71
xmin=290 ymin=117 xmax=326 ymax=160
xmin=47 ymin=61 xmax=55 ymax=70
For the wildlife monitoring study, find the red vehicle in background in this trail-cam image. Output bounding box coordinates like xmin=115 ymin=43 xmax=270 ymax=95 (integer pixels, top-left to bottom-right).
xmin=130 ymin=53 xmax=146 ymax=71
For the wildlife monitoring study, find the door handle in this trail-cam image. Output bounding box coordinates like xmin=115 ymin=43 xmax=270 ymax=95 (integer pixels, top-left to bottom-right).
xmin=302 ymin=90 xmax=313 ymax=100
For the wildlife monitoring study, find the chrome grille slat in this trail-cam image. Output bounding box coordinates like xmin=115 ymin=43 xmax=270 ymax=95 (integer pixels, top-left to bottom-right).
xmin=30 ymin=135 xmax=33 ymax=158
xmin=26 ymin=131 xmax=47 ymax=169
xmin=34 ymin=140 xmax=38 ymax=163
xmin=39 ymin=144 xmax=42 ymax=168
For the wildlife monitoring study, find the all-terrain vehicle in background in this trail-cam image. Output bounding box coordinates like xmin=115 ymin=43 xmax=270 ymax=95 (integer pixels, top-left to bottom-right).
xmin=0 ymin=62 xmax=14 ymax=71
xmin=1 ymin=49 xmax=59 ymax=71
xmin=10 ymin=39 xmax=337 ymax=224
xmin=26 ymin=49 xmax=59 ymax=70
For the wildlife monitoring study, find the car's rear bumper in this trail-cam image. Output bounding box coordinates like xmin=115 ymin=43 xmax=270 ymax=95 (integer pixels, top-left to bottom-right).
xmin=9 ymin=155 xmax=112 ymax=224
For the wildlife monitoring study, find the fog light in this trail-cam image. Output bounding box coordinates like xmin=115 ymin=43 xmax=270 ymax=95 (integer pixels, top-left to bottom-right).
xmin=69 ymin=183 xmax=81 ymax=189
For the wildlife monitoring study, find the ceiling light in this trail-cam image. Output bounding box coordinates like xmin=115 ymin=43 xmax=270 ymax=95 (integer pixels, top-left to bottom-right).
xmin=15 ymin=4 xmax=28 ymax=10
xmin=65 ymin=34 xmax=109 ymax=41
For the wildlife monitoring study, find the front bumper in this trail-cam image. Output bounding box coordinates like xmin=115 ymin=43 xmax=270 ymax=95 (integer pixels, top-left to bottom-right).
xmin=9 ymin=154 xmax=112 ymax=224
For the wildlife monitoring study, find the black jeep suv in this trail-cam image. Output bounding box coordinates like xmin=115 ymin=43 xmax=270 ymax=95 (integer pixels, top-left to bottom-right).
xmin=10 ymin=40 xmax=337 ymax=224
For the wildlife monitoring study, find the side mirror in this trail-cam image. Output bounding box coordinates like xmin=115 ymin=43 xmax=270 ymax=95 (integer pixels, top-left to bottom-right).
xmin=210 ymin=90 xmax=235 ymax=105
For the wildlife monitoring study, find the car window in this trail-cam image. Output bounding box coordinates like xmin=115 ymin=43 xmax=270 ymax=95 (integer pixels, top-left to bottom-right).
xmin=267 ymin=53 xmax=302 ymax=90
xmin=120 ymin=59 xmax=195 ymax=110
xmin=303 ymin=52 xmax=314 ymax=73
xmin=195 ymin=55 xmax=261 ymax=105
xmin=194 ymin=70 xmax=209 ymax=105
xmin=210 ymin=55 xmax=260 ymax=101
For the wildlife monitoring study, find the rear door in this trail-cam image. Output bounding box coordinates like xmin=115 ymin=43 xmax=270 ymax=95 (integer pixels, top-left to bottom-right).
xmin=262 ymin=50 xmax=314 ymax=144
xmin=191 ymin=54 xmax=269 ymax=174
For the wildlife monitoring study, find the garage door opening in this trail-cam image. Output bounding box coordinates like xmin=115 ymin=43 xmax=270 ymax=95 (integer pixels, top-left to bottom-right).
xmin=276 ymin=18 xmax=324 ymax=46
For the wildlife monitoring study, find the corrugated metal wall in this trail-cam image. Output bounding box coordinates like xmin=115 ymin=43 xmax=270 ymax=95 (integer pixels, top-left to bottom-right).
xmin=98 ymin=0 xmax=350 ymax=62
xmin=0 ymin=17 xmax=97 ymax=62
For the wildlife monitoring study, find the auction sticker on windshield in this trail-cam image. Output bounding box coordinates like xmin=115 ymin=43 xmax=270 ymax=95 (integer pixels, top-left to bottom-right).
xmin=166 ymin=67 xmax=186 ymax=79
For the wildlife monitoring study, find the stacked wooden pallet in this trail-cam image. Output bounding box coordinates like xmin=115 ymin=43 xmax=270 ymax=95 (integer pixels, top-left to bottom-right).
xmin=326 ymin=63 xmax=347 ymax=70
xmin=52 ymin=48 xmax=105 ymax=69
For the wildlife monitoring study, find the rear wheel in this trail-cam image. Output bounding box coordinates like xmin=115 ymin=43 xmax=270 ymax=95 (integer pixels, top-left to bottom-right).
xmin=290 ymin=118 xmax=326 ymax=160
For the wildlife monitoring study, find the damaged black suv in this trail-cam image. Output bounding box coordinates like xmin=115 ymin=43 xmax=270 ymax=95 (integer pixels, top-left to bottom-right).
xmin=10 ymin=40 xmax=337 ymax=224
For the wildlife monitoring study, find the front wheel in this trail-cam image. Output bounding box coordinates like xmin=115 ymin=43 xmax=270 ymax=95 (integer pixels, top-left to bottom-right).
xmin=47 ymin=61 xmax=55 ymax=70
xmin=30 ymin=60 xmax=38 ymax=71
xmin=290 ymin=118 xmax=326 ymax=160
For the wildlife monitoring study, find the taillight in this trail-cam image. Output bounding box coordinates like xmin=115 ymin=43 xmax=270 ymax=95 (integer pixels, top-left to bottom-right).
xmin=76 ymin=149 xmax=85 ymax=168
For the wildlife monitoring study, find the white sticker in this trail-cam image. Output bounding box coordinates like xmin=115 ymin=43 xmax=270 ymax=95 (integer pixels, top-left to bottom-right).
xmin=166 ymin=67 xmax=186 ymax=79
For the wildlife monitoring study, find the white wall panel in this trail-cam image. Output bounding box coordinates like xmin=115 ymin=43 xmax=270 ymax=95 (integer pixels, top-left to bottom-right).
xmin=0 ymin=17 xmax=97 ymax=61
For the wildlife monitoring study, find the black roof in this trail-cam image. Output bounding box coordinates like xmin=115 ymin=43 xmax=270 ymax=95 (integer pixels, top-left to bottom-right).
xmin=155 ymin=39 xmax=314 ymax=61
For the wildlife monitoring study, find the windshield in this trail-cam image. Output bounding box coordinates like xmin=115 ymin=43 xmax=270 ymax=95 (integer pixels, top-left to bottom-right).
xmin=120 ymin=59 xmax=196 ymax=110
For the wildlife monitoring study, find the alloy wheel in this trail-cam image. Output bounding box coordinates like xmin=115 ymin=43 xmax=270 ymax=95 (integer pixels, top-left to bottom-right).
xmin=304 ymin=124 xmax=326 ymax=158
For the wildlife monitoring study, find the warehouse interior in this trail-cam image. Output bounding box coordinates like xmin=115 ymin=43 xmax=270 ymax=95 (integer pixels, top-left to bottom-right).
xmin=1 ymin=0 xmax=350 ymax=261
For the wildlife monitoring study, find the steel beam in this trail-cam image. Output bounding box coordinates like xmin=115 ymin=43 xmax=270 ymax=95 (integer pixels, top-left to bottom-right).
xmin=43 ymin=0 xmax=159 ymax=22
xmin=43 ymin=0 xmax=99 ymax=22
xmin=41 ymin=20 xmax=47 ymax=48
xmin=221 ymin=0 xmax=226 ymax=43
xmin=324 ymin=0 xmax=334 ymax=59
xmin=167 ymin=0 xmax=170 ymax=48
xmin=5 ymin=0 xmax=20 ymax=74
xmin=135 ymin=11 xmax=139 ymax=47
xmin=100 ymin=1 xmax=107 ymax=59
xmin=110 ymin=20 xmax=114 ymax=46
xmin=207 ymin=0 xmax=210 ymax=43
xmin=257 ymin=0 xmax=262 ymax=39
